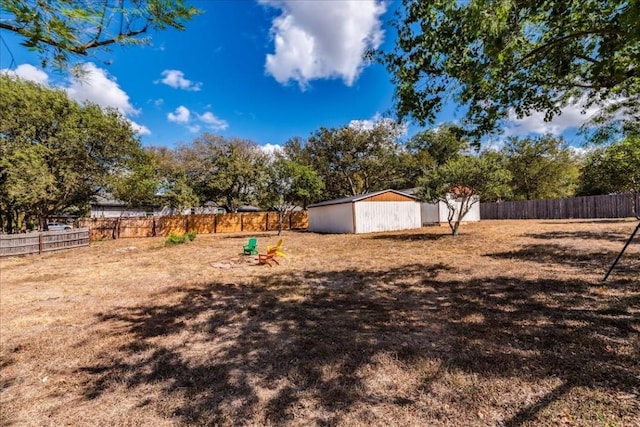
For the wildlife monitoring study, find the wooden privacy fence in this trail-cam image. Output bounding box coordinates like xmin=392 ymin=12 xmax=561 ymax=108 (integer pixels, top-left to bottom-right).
xmin=78 ymin=211 xmax=309 ymax=240
xmin=0 ymin=228 xmax=90 ymax=257
xmin=481 ymin=193 xmax=640 ymax=220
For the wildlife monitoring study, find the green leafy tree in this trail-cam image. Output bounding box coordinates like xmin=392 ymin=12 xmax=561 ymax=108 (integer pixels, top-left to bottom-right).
xmin=418 ymin=153 xmax=511 ymax=236
xmin=147 ymin=146 xmax=199 ymax=214
xmin=502 ymin=135 xmax=581 ymax=200
xmin=379 ymin=0 xmax=639 ymax=142
xmin=0 ymin=144 xmax=54 ymax=232
xmin=305 ymin=120 xmax=405 ymax=199
xmin=261 ymin=159 xmax=324 ymax=235
xmin=106 ymin=149 xmax=159 ymax=238
xmin=0 ymin=75 xmax=149 ymax=230
xmin=579 ymin=136 xmax=640 ymax=217
xmin=180 ymin=134 xmax=269 ymax=213
xmin=402 ymin=124 xmax=470 ymax=186
xmin=0 ymin=0 xmax=200 ymax=69
xmin=280 ymin=136 xmax=313 ymax=167
xmin=107 ymin=150 xmax=158 ymax=212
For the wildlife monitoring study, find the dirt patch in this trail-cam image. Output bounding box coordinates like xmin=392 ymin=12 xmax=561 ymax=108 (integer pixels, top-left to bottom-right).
xmin=1 ymin=220 xmax=638 ymax=426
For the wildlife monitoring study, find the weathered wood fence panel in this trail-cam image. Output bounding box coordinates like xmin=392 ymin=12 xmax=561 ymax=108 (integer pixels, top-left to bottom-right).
xmin=290 ymin=211 xmax=308 ymax=229
xmin=216 ymin=213 xmax=242 ymax=234
xmin=157 ymin=216 xmax=186 ymax=237
xmin=77 ymin=211 xmax=309 ymax=241
xmin=481 ymin=193 xmax=640 ymax=220
xmin=0 ymin=228 xmax=90 ymax=257
xmin=189 ymin=214 xmax=216 ymax=234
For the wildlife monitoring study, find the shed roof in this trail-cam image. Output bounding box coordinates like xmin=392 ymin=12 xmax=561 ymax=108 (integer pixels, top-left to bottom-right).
xmin=308 ymin=189 xmax=416 ymax=208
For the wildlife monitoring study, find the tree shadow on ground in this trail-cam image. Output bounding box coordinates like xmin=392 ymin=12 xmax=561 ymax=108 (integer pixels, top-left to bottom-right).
xmin=366 ymin=231 xmax=450 ymax=241
xmin=221 ymin=232 xmax=275 ymax=240
xmin=80 ymin=264 xmax=639 ymax=425
xmin=544 ymin=219 xmax=633 ymax=225
xmin=523 ymin=230 xmax=636 ymax=243
xmin=487 ymin=243 xmax=640 ymax=277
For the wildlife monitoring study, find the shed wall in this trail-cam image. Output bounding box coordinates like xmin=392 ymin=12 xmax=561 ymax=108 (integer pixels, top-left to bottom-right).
xmin=463 ymin=201 xmax=481 ymax=221
xmin=442 ymin=198 xmax=481 ymax=222
xmin=308 ymin=203 xmax=355 ymax=233
xmin=438 ymin=201 xmax=451 ymax=222
xmin=354 ymin=201 xmax=421 ymax=234
xmin=421 ymin=202 xmax=440 ymax=224
xmin=421 ymin=198 xmax=481 ymax=224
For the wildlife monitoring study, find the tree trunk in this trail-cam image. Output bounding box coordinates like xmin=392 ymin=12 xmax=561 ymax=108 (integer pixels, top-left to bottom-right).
xmin=7 ymin=209 xmax=15 ymax=234
xmin=112 ymin=216 xmax=121 ymax=240
xmin=277 ymin=210 xmax=284 ymax=236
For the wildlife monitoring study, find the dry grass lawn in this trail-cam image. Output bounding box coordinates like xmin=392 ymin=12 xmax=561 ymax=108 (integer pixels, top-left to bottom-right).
xmin=1 ymin=219 xmax=639 ymax=426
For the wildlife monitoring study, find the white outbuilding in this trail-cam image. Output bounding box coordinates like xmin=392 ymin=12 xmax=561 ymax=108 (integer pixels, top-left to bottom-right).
xmin=399 ymin=188 xmax=480 ymax=225
xmin=419 ymin=195 xmax=481 ymax=224
xmin=307 ymin=189 xmax=422 ymax=234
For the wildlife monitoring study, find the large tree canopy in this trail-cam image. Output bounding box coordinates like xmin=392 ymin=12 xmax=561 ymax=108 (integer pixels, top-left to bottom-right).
xmin=578 ymin=136 xmax=640 ymax=216
xmin=380 ymin=0 xmax=639 ymax=141
xmin=146 ymin=146 xmax=199 ymax=214
xmin=0 ymin=75 xmax=149 ymax=230
xmin=0 ymin=0 xmax=199 ymax=69
xmin=402 ymin=124 xmax=470 ymax=186
xmin=260 ymin=159 xmax=323 ymax=235
xmin=502 ymin=135 xmax=581 ymax=201
xmin=179 ymin=134 xmax=269 ymax=213
xmin=304 ymin=120 xmax=405 ymax=199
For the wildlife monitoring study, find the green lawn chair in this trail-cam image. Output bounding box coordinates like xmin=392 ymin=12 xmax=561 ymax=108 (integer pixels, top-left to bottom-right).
xmin=243 ymin=237 xmax=258 ymax=255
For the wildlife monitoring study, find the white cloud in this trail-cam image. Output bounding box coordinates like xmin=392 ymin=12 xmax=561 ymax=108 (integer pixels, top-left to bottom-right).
xmin=128 ymin=119 xmax=151 ymax=136
xmin=3 ymin=62 xmax=152 ymax=135
xmin=261 ymin=0 xmax=386 ymax=88
xmin=168 ymin=105 xmax=191 ymax=124
xmin=504 ymin=100 xmax=600 ymax=137
xmin=348 ymin=113 xmax=408 ymax=136
xmin=197 ymin=112 xmax=229 ymax=131
xmin=348 ymin=116 xmax=380 ymax=131
xmin=187 ymin=124 xmax=201 ymax=134
xmin=567 ymin=145 xmax=594 ymax=158
xmin=1 ymin=64 xmax=49 ymax=85
xmin=157 ymin=69 xmax=202 ymax=91
xmin=261 ymin=143 xmax=283 ymax=155
xmin=169 ymin=107 xmax=229 ymax=133
xmin=66 ymin=62 xmax=140 ymax=116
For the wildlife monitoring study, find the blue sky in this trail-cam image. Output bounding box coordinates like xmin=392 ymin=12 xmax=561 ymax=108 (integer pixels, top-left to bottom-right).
xmin=1 ymin=0 xmax=596 ymax=151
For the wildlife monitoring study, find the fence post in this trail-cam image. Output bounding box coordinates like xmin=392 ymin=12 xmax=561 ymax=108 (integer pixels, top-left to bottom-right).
xmin=265 ymin=212 xmax=269 ymax=231
xmin=39 ymin=233 xmax=44 ymax=254
xmin=241 ymin=214 xmax=244 ymax=232
xmin=214 ymin=214 xmax=218 ymax=233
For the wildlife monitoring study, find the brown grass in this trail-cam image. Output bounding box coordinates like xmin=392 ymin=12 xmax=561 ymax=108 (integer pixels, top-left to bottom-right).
xmin=1 ymin=219 xmax=639 ymax=426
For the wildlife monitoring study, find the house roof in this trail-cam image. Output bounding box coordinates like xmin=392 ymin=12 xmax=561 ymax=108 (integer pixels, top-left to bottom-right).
xmin=397 ymin=188 xmax=418 ymax=196
xmin=91 ymin=191 xmax=160 ymax=208
xmin=92 ymin=192 xmax=127 ymax=207
xmin=237 ymin=205 xmax=261 ymax=212
xmin=308 ymin=189 xmax=416 ymax=208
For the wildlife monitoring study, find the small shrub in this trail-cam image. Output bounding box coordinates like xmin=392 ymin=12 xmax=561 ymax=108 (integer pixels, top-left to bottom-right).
xmin=165 ymin=232 xmax=196 ymax=246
